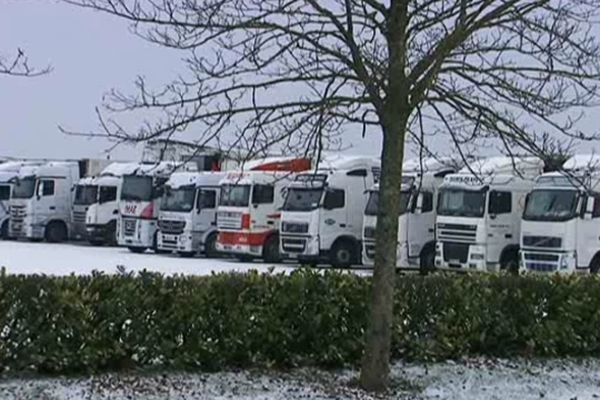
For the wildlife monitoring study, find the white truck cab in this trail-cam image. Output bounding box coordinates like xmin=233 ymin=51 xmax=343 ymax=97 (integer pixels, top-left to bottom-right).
xmin=85 ymin=162 xmax=140 ymax=246
xmin=117 ymin=162 xmax=188 ymax=253
xmin=362 ymin=157 xmax=457 ymax=271
xmin=435 ymin=156 xmax=543 ymax=272
xmin=280 ymin=155 xmax=380 ymax=268
xmin=9 ymin=160 xmax=106 ymax=242
xmin=0 ymin=161 xmax=42 ymax=238
xmin=520 ymin=154 xmax=600 ymax=274
xmin=72 ymin=177 xmax=98 ymax=240
xmin=216 ymin=157 xmax=311 ymax=262
xmin=157 ymin=171 xmax=226 ymax=257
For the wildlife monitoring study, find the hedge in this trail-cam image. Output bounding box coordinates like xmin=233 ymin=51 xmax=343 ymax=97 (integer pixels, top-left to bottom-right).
xmin=1 ymin=268 xmax=600 ymax=374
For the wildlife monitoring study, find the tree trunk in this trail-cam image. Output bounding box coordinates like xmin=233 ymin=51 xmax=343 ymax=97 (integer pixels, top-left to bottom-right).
xmin=359 ymin=116 xmax=407 ymax=391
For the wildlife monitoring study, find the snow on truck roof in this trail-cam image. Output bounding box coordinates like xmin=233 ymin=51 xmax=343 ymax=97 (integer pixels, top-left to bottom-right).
xmin=311 ymin=155 xmax=380 ymax=172
xmin=403 ymin=157 xmax=458 ymax=175
xmin=458 ymin=156 xmax=543 ymax=177
xmin=562 ymin=154 xmax=600 ymax=172
xmin=166 ymin=171 xmax=228 ymax=189
xmin=99 ymin=162 xmax=144 ymax=177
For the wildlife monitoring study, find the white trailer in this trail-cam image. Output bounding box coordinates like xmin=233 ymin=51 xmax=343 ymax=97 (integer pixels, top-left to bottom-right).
xmin=435 ymin=156 xmax=543 ymax=272
xmin=9 ymin=160 xmax=108 ymax=242
xmin=157 ymin=171 xmax=227 ymax=257
xmin=279 ymin=155 xmax=380 ymax=268
xmin=362 ymin=157 xmax=458 ymax=271
xmin=520 ymin=154 xmax=600 ymax=274
xmin=216 ymin=157 xmax=312 ymax=262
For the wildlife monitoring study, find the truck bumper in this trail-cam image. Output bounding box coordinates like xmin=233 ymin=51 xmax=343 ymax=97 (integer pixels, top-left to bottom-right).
xmin=217 ymin=231 xmax=268 ymax=257
xmin=280 ymin=234 xmax=320 ymax=259
xmin=158 ymin=232 xmax=196 ymax=253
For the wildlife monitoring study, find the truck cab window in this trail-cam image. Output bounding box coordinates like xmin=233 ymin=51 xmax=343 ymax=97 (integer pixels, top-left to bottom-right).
xmin=592 ymin=194 xmax=600 ymax=218
xmin=0 ymin=185 xmax=9 ymax=201
xmin=40 ymin=180 xmax=55 ymax=196
xmin=198 ymin=190 xmax=217 ymax=209
xmin=324 ymin=189 xmax=345 ymax=209
xmin=252 ymin=185 xmax=274 ymax=204
xmin=347 ymin=169 xmax=367 ymax=177
xmin=421 ymin=191 xmax=433 ymax=213
xmin=99 ymin=186 xmax=117 ymax=203
xmin=488 ymin=190 xmax=511 ymax=214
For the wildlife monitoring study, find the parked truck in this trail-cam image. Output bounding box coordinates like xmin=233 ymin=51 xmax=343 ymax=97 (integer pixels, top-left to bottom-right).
xmin=157 ymin=171 xmax=227 ymax=257
xmin=71 ymin=177 xmax=99 ymax=240
xmin=520 ymin=154 xmax=600 ymax=274
xmin=216 ymin=157 xmax=312 ymax=262
xmin=435 ymin=156 xmax=543 ymax=273
xmin=279 ymin=155 xmax=380 ymax=268
xmin=9 ymin=160 xmax=108 ymax=242
xmin=362 ymin=157 xmax=458 ymax=272
xmin=0 ymin=161 xmax=42 ymax=239
xmin=85 ymin=162 xmax=140 ymax=246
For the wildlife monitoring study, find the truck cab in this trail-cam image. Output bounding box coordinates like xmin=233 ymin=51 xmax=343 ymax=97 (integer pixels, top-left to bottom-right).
xmin=216 ymin=157 xmax=311 ymax=262
xmin=157 ymin=171 xmax=226 ymax=257
xmin=520 ymin=154 xmax=600 ymax=274
xmin=280 ymin=156 xmax=380 ymax=268
xmin=85 ymin=162 xmax=140 ymax=246
xmin=0 ymin=161 xmax=42 ymax=238
xmin=9 ymin=161 xmax=86 ymax=242
xmin=362 ymin=157 xmax=457 ymax=271
xmin=72 ymin=177 xmax=98 ymax=240
xmin=435 ymin=156 xmax=543 ymax=273
xmin=117 ymin=162 xmax=185 ymax=253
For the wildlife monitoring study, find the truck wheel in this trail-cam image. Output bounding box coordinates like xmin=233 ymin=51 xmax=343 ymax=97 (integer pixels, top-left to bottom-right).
xmin=0 ymin=220 xmax=8 ymax=240
xmin=590 ymin=255 xmax=600 ymax=274
xmin=330 ymin=240 xmax=356 ymax=269
xmin=128 ymin=247 xmax=146 ymax=254
xmin=263 ymin=235 xmax=282 ymax=263
xmin=500 ymin=251 xmax=519 ymax=275
xmin=419 ymin=246 xmax=436 ymax=275
xmin=45 ymin=222 xmax=67 ymax=243
xmin=204 ymin=233 xmax=219 ymax=258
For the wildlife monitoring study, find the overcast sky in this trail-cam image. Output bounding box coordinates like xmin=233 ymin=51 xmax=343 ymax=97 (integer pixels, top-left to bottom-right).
xmin=1 ymin=0 xmax=599 ymax=164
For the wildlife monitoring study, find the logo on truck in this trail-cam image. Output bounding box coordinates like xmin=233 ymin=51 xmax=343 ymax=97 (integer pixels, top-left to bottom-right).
xmin=124 ymin=204 xmax=138 ymax=215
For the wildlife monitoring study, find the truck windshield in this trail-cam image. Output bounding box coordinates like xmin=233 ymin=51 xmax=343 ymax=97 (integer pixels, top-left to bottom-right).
xmin=522 ymin=190 xmax=579 ymax=221
xmin=121 ymin=175 xmax=153 ymax=202
xmin=12 ymin=178 xmax=36 ymax=199
xmin=437 ymin=188 xmax=486 ymax=218
xmin=161 ymin=186 xmax=196 ymax=212
xmin=364 ymin=190 xmax=411 ymax=216
xmin=282 ymin=188 xmax=323 ymax=211
xmin=0 ymin=184 xmax=10 ymax=201
xmin=74 ymin=185 xmax=98 ymax=205
xmin=220 ymin=184 xmax=250 ymax=207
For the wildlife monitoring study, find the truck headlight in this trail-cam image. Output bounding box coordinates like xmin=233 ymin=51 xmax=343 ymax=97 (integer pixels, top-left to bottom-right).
xmin=470 ymin=253 xmax=485 ymax=260
xmin=560 ymin=254 xmax=570 ymax=270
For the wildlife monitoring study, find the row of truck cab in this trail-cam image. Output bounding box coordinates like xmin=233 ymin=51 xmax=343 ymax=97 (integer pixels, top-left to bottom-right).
xmin=2 ymin=152 xmax=600 ymax=275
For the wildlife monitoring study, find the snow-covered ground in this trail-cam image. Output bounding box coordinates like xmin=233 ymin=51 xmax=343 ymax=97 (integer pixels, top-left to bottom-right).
xmin=0 ymin=240 xmax=371 ymax=277
xmin=1 ymin=358 xmax=599 ymax=400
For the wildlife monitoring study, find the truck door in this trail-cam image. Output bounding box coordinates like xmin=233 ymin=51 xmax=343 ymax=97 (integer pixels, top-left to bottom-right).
xmin=320 ymin=188 xmax=347 ymax=250
xmin=195 ymin=188 xmax=218 ymax=233
xmin=408 ymin=191 xmax=435 ymax=258
xmin=486 ymin=190 xmax=513 ymax=264
xmin=36 ymin=179 xmax=57 ymax=224
xmin=579 ymin=195 xmax=599 ymax=267
xmin=251 ymin=184 xmax=276 ymax=233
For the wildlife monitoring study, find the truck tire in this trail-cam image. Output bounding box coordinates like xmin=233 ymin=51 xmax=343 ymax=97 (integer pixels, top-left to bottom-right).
xmin=45 ymin=222 xmax=68 ymax=243
xmin=204 ymin=233 xmax=219 ymax=258
xmin=330 ymin=240 xmax=356 ymax=269
xmin=500 ymin=250 xmax=519 ymax=275
xmin=263 ymin=235 xmax=282 ymax=263
xmin=0 ymin=220 xmax=8 ymax=240
xmin=128 ymin=247 xmax=147 ymax=254
xmin=419 ymin=245 xmax=436 ymax=275
xmin=590 ymin=255 xmax=600 ymax=274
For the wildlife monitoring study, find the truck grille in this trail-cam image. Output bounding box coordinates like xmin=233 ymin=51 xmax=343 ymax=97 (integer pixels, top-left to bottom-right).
xmin=363 ymin=226 xmax=376 ymax=239
xmin=522 ymin=236 xmax=562 ymax=248
xmin=281 ymin=237 xmax=306 ymax=253
xmin=364 ymin=242 xmax=376 ymax=260
xmin=158 ymin=219 xmax=186 ymax=235
xmin=10 ymin=205 xmax=26 ymax=235
xmin=122 ymin=217 xmax=137 ymax=237
xmin=437 ymin=223 xmax=477 ymax=244
xmin=523 ymin=252 xmax=560 ymax=273
xmin=442 ymin=242 xmax=470 ymax=263
xmin=281 ymin=222 xmax=309 ymax=234
xmin=73 ymin=210 xmax=87 ymax=224
xmin=217 ymin=211 xmax=242 ymax=230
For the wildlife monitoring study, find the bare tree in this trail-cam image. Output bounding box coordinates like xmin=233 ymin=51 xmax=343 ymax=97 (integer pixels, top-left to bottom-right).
xmin=0 ymin=48 xmax=51 ymax=77
xmin=63 ymin=0 xmax=600 ymax=391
